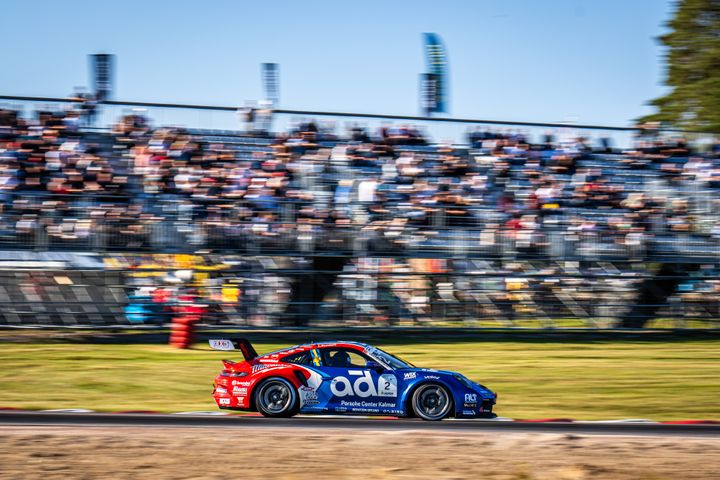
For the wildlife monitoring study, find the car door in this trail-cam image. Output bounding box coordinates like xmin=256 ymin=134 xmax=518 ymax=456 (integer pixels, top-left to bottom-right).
xmin=314 ymin=347 xmax=399 ymax=414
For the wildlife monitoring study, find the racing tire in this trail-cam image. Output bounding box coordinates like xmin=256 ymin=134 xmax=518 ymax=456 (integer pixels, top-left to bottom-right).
xmin=411 ymin=383 xmax=453 ymax=421
xmin=255 ymin=377 xmax=299 ymax=418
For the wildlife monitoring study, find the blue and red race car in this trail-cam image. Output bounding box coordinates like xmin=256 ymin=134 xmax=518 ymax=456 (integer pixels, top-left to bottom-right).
xmin=209 ymin=338 xmax=496 ymax=421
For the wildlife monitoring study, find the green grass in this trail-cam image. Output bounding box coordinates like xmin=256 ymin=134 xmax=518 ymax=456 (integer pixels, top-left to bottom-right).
xmin=1 ymin=340 xmax=718 ymax=420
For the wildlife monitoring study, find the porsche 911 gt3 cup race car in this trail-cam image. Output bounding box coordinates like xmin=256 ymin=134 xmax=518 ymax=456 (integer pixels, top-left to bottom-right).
xmin=209 ymin=338 xmax=497 ymax=421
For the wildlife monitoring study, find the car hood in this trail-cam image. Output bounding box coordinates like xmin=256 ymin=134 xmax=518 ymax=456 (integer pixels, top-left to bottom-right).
xmin=398 ymin=367 xmax=495 ymax=398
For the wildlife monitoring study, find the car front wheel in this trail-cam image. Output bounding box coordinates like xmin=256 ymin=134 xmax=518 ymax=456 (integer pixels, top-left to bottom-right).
xmin=255 ymin=378 xmax=299 ymax=418
xmin=411 ymin=383 xmax=452 ymax=421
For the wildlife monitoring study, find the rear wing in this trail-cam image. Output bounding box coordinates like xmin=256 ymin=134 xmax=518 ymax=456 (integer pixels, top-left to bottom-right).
xmin=208 ymin=338 xmax=258 ymax=361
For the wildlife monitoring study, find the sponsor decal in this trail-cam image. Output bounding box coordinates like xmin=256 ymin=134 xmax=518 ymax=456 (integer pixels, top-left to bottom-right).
xmin=339 ymin=400 xmax=397 ymax=408
xmin=218 ymin=398 xmax=231 ymax=405
xmin=462 ymin=410 xmax=474 ymax=416
xmin=379 ymin=374 xmax=398 ymax=397
xmin=232 ymin=386 xmax=248 ymax=396
xmin=231 ymin=380 xmax=251 ymax=386
xmin=252 ymin=364 xmax=271 ymax=373
xmin=464 ymin=393 xmax=477 ymax=403
xmin=214 ymin=386 xmax=228 ymax=395
xmin=425 ymin=375 xmax=440 ymax=380
xmin=463 ymin=402 xmax=477 ymax=409
xmin=299 ymin=386 xmax=319 ymax=406
xmin=330 ymin=372 xmax=398 ymax=398
xmin=209 ymin=339 xmax=234 ymax=351
xmin=403 ymin=372 xmax=417 ymax=380
xmin=339 ymin=406 xmax=381 ymax=413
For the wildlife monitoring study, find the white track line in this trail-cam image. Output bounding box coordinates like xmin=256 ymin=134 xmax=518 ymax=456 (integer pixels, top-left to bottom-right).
xmin=42 ymin=409 xmax=96 ymax=413
xmin=173 ymin=411 xmax=230 ymax=416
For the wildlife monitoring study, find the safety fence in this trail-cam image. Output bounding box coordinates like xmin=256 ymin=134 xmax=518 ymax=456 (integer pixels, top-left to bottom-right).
xmin=0 ymin=182 xmax=719 ymax=263
xmin=0 ymin=261 xmax=717 ymax=328
xmin=0 ymin=211 xmax=718 ymax=263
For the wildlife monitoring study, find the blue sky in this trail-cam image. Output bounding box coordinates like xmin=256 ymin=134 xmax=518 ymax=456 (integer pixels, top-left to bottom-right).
xmin=2 ymin=0 xmax=672 ymax=130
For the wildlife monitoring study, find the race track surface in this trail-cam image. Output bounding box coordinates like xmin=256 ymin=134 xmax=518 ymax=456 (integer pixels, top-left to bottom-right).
xmin=1 ymin=411 xmax=718 ymax=437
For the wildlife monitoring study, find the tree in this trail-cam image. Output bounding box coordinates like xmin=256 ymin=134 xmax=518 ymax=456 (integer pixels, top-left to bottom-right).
xmin=640 ymin=0 xmax=720 ymax=132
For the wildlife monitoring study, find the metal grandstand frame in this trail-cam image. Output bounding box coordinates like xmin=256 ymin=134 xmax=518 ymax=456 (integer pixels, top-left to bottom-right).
xmin=1 ymin=94 xmax=715 ymax=134
xmin=0 ymin=94 xmax=719 ymax=329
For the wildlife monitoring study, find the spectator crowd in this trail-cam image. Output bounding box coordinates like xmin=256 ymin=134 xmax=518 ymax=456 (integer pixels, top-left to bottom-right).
xmin=2 ymin=104 xmax=720 ymax=258
xmin=1 ymin=104 xmax=720 ymax=326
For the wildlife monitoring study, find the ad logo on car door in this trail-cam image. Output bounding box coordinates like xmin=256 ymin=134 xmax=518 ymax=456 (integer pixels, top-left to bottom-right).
xmin=330 ymin=370 xmax=397 ymax=398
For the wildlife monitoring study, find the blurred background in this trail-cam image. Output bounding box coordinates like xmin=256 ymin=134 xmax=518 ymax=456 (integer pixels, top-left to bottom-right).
xmin=1 ymin=0 xmax=719 ymax=332
xmin=0 ymin=0 xmax=719 ymax=430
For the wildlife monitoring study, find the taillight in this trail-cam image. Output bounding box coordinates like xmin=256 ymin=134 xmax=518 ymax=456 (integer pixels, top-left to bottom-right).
xmin=221 ymin=371 xmax=248 ymax=378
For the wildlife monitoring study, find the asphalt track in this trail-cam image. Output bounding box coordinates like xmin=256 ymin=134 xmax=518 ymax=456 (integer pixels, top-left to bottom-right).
xmin=1 ymin=411 xmax=719 ymax=437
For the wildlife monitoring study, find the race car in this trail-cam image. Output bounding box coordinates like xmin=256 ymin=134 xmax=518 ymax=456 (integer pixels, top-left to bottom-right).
xmin=209 ymin=338 xmax=496 ymax=421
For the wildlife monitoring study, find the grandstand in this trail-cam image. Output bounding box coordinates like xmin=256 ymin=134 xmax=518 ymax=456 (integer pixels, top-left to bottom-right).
xmin=0 ymin=97 xmax=719 ymax=328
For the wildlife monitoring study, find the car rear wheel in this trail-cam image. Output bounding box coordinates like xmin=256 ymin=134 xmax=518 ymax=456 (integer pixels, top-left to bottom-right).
xmin=411 ymin=383 xmax=452 ymax=421
xmin=255 ymin=378 xmax=299 ymax=418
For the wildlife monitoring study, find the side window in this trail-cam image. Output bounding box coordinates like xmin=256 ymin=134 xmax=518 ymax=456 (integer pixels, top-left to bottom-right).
xmin=319 ymin=347 xmax=371 ymax=368
xmin=282 ymin=351 xmax=312 ymax=365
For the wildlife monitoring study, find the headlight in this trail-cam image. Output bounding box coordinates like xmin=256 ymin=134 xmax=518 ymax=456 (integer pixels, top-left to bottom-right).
xmin=453 ymin=374 xmax=475 ymax=389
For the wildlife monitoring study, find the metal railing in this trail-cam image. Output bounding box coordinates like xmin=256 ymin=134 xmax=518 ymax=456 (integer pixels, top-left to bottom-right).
xmin=0 ymin=265 xmax=717 ymax=328
xmin=3 ymin=94 xmax=704 ymax=147
xmin=0 ymin=214 xmax=719 ymax=262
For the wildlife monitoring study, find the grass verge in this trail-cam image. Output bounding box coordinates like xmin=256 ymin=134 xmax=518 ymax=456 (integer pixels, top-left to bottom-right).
xmin=0 ymin=339 xmax=718 ymax=420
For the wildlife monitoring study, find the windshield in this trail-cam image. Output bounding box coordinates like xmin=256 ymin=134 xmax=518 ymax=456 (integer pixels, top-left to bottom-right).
xmin=367 ymin=347 xmax=415 ymax=370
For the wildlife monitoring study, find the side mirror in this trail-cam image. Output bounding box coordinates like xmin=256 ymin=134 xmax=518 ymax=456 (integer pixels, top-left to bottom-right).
xmin=366 ymin=360 xmax=385 ymax=373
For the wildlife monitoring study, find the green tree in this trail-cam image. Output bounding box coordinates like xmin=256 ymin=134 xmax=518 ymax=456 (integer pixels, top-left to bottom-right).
xmin=640 ymin=0 xmax=720 ymax=132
